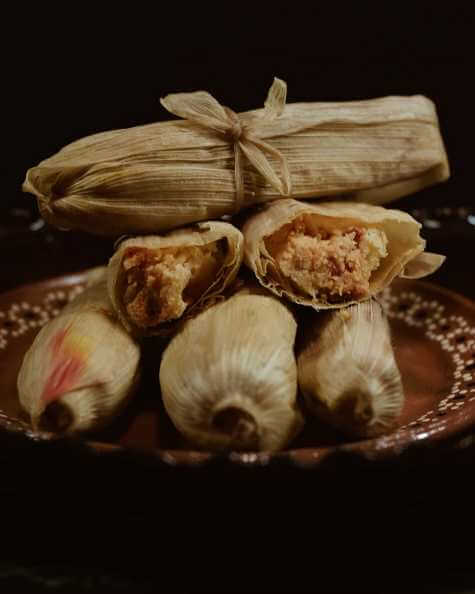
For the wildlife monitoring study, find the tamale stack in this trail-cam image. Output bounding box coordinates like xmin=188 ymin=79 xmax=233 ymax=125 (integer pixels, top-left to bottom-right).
xmin=23 ymin=79 xmax=449 ymax=236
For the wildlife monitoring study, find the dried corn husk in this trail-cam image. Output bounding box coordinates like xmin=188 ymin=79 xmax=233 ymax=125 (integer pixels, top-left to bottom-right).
xmin=297 ymin=300 xmax=404 ymax=437
xmin=17 ymin=269 xmax=141 ymax=434
xmin=23 ymin=79 xmax=448 ymax=236
xmin=159 ymin=286 xmax=303 ymax=451
xmin=242 ymin=198 xmax=444 ymax=309
xmin=107 ymin=221 xmax=243 ymax=336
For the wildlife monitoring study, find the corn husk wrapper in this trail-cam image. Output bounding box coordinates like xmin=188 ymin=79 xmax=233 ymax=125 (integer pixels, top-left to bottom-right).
xmin=159 ymin=286 xmax=303 ymax=451
xmin=297 ymin=300 xmax=404 ymax=438
xmin=242 ymin=198 xmax=445 ymax=309
xmin=17 ymin=269 xmax=141 ymax=434
xmin=23 ymin=78 xmax=448 ymax=236
xmin=107 ymin=221 xmax=243 ymax=337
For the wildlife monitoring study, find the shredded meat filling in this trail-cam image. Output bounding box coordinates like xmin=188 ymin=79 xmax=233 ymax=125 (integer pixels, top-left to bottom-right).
xmin=122 ymin=242 xmax=225 ymax=328
xmin=269 ymin=217 xmax=387 ymax=302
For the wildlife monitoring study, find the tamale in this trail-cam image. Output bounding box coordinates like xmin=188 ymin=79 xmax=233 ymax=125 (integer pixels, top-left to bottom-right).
xmin=297 ymin=300 xmax=404 ymax=438
xmin=17 ymin=269 xmax=141 ymax=434
xmin=23 ymin=79 xmax=448 ymax=236
xmin=242 ymin=198 xmax=445 ymax=309
xmin=159 ymin=286 xmax=303 ymax=451
xmin=107 ymin=221 xmax=243 ymax=336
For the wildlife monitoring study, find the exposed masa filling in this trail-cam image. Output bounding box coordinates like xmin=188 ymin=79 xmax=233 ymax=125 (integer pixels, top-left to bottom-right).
xmin=121 ymin=241 xmax=226 ymax=328
xmin=266 ymin=216 xmax=388 ymax=302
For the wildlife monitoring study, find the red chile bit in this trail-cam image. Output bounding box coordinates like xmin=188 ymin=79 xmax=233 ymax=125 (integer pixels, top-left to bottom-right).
xmin=328 ymin=256 xmax=343 ymax=276
xmin=347 ymin=227 xmax=364 ymax=245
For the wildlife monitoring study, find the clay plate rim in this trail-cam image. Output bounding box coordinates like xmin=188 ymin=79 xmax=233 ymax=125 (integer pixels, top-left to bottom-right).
xmin=1 ymin=271 xmax=475 ymax=468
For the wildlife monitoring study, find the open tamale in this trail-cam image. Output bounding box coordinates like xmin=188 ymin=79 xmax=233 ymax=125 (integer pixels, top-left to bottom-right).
xmin=23 ymin=79 xmax=449 ymax=236
xmin=107 ymin=221 xmax=243 ymax=336
xmin=242 ymin=198 xmax=445 ymax=309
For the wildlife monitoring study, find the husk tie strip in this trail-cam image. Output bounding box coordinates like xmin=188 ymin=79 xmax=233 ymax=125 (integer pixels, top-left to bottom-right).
xmin=160 ymin=77 xmax=292 ymax=211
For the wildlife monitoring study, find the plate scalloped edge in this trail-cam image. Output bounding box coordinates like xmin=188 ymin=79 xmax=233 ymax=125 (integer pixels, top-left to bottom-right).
xmin=1 ymin=272 xmax=475 ymax=468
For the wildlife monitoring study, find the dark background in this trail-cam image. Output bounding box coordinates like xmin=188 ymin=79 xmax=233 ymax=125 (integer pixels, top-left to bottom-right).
xmin=2 ymin=11 xmax=475 ymax=594
xmin=1 ymin=50 xmax=470 ymax=214
xmin=2 ymin=41 xmax=474 ymax=296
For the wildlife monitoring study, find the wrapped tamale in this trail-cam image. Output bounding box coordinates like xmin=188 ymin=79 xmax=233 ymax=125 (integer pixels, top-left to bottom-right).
xmin=107 ymin=221 xmax=243 ymax=336
xmin=17 ymin=268 xmax=141 ymax=434
xmin=297 ymin=300 xmax=404 ymax=438
xmin=23 ymin=79 xmax=448 ymax=236
xmin=242 ymin=198 xmax=445 ymax=309
xmin=159 ymin=286 xmax=303 ymax=451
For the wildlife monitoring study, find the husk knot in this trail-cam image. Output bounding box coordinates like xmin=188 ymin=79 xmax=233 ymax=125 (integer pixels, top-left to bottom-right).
xmin=160 ymin=77 xmax=292 ymax=212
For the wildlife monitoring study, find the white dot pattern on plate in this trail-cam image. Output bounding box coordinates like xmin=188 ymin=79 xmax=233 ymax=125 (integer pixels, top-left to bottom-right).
xmin=0 ymin=284 xmax=87 ymax=430
xmin=378 ymin=288 xmax=475 ymax=435
xmin=0 ymin=285 xmax=85 ymax=350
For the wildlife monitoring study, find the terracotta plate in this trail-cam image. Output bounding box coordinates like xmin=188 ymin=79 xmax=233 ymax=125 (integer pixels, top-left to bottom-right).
xmin=1 ymin=271 xmax=475 ymax=466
